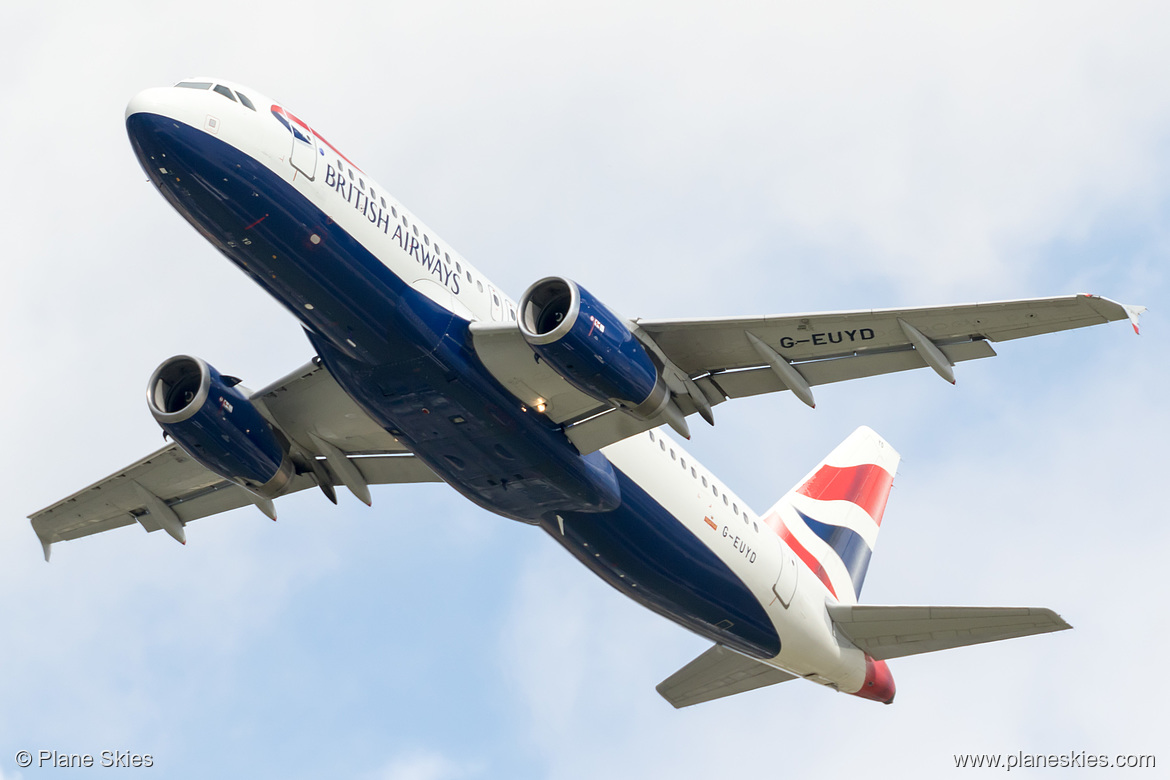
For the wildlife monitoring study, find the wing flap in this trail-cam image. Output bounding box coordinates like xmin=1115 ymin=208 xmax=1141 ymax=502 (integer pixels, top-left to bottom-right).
xmin=710 ymin=339 xmax=997 ymax=401
xmin=656 ymin=644 xmax=798 ymax=708
xmin=561 ymin=341 xmax=996 ymax=454
xmin=827 ymin=604 xmax=1072 ymax=660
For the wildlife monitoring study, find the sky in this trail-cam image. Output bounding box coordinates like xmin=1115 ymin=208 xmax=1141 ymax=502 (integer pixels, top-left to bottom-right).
xmin=2 ymin=2 xmax=1167 ymax=777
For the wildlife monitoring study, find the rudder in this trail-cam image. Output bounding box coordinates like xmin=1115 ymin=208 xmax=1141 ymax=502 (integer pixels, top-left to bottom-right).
xmin=763 ymin=426 xmax=900 ymax=603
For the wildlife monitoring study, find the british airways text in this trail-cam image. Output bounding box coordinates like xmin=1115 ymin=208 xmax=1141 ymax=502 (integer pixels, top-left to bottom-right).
xmin=324 ymin=164 xmax=461 ymax=294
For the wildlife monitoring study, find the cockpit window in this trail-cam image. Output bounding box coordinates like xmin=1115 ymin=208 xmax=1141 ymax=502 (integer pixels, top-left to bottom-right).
xmin=213 ymin=84 xmax=237 ymax=102
xmin=235 ymin=91 xmax=256 ymax=111
xmin=175 ymin=81 xmax=212 ymax=90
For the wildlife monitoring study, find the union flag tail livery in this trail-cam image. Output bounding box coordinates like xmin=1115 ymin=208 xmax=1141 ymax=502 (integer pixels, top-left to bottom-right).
xmin=31 ymin=79 xmax=1139 ymax=709
xmin=765 ymin=426 xmax=898 ymax=604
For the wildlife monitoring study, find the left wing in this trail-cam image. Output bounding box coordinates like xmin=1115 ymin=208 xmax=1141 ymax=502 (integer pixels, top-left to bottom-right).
xmin=472 ymin=293 xmax=1143 ymax=454
xmin=30 ymin=361 xmax=441 ymax=560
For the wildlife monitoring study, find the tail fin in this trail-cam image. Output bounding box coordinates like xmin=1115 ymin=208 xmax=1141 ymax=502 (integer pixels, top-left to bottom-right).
xmin=763 ymin=426 xmax=900 ymax=603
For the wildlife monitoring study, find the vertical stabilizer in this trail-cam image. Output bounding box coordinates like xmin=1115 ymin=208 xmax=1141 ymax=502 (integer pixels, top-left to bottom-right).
xmin=763 ymin=426 xmax=900 ymax=603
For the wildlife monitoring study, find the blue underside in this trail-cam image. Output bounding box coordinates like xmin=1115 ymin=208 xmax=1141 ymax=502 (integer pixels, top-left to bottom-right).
xmin=126 ymin=112 xmax=780 ymax=658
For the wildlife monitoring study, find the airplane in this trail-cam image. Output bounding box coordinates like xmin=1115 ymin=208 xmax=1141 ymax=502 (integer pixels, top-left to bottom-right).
xmin=28 ymin=77 xmax=1145 ymax=707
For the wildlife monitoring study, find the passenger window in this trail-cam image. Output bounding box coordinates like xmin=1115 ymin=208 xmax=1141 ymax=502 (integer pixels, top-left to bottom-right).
xmin=659 ymin=440 xmax=666 ymax=451
xmin=477 ymin=281 xmax=484 ymax=293
xmin=412 ymin=225 xmax=418 ymax=237
xmin=213 ymin=84 xmax=237 ymax=102
xmin=424 ymin=235 xmax=430 ymax=246
xmin=359 ymin=178 xmax=365 ymax=190
xmin=701 ymin=476 xmax=708 ymax=487
xmin=466 ymin=272 xmax=472 ymax=283
xmin=235 ymin=92 xmax=256 ymax=110
xmin=391 ymin=206 xmax=398 ymax=217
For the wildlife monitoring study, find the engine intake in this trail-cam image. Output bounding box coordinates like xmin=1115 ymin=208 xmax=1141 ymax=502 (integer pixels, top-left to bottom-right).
xmin=148 ymin=355 xmax=294 ymax=498
xmin=518 ymin=277 xmax=670 ymax=418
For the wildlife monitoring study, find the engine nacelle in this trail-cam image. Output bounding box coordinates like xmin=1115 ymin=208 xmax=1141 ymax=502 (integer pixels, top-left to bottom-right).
xmin=147 ymin=355 xmax=294 ymax=498
xmin=518 ymin=277 xmax=670 ymax=419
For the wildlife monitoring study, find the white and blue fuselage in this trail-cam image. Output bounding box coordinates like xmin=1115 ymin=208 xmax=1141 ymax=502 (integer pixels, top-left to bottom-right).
xmin=125 ymin=79 xmax=878 ymax=698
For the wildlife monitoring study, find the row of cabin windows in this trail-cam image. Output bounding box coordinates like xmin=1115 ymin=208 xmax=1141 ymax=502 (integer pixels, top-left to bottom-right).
xmin=647 ymin=430 xmax=758 ymax=532
xmin=333 ymin=158 xmax=518 ymax=321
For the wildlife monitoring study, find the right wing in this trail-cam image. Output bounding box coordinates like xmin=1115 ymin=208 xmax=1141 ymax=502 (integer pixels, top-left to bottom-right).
xmin=472 ymin=293 xmax=1144 ymax=455
xmin=29 ymin=361 xmax=440 ymax=560
xmin=656 ymin=644 xmax=798 ymax=708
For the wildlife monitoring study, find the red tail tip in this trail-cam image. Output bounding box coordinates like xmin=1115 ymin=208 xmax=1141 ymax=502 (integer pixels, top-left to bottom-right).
xmin=849 ymin=655 xmax=896 ymax=704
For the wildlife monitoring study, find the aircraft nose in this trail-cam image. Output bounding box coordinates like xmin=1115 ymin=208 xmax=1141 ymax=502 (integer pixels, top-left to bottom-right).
xmin=125 ymin=86 xmax=176 ymax=122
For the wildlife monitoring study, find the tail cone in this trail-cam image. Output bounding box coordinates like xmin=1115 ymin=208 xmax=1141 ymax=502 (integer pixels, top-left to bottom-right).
xmin=849 ymin=655 xmax=896 ymax=704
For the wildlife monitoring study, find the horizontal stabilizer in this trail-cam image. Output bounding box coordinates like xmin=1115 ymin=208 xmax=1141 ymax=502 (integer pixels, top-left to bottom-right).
xmin=656 ymin=644 xmax=797 ymax=708
xmin=828 ymin=604 xmax=1071 ymax=661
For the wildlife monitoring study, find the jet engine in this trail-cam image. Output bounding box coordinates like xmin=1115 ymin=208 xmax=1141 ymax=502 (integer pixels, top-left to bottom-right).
xmin=147 ymin=355 xmax=294 ymax=498
xmin=518 ymin=277 xmax=675 ymax=422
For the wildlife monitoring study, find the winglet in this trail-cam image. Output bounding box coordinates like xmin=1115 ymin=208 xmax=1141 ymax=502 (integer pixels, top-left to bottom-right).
xmin=1124 ymin=304 xmax=1147 ymax=335
xmin=41 ymin=536 xmax=52 ymax=563
xmin=1080 ymin=293 xmax=1145 ymax=335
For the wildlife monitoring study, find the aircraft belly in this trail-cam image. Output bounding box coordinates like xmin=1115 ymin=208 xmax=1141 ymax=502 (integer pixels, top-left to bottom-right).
xmin=544 ymin=469 xmax=782 ymax=659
